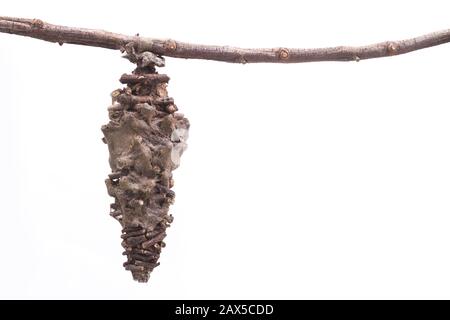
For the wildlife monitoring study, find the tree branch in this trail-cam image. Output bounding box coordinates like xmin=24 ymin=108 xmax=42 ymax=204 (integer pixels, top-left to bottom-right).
xmin=1 ymin=16 xmax=450 ymax=64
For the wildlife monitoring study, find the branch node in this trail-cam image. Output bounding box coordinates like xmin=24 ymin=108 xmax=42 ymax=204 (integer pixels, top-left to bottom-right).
xmin=387 ymin=42 xmax=399 ymax=55
xmin=164 ymin=39 xmax=177 ymax=51
xmin=31 ymin=19 xmax=44 ymax=29
xmin=278 ymin=48 xmax=290 ymax=60
xmin=237 ymin=55 xmax=247 ymax=64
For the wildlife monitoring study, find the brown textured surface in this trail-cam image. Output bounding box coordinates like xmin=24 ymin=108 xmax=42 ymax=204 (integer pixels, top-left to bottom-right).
xmin=2 ymin=16 xmax=450 ymax=63
xmin=102 ymin=52 xmax=189 ymax=282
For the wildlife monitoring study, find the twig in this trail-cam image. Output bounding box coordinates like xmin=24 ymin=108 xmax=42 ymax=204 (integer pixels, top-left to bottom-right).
xmin=1 ymin=16 xmax=450 ymax=64
xmin=119 ymin=73 xmax=170 ymax=85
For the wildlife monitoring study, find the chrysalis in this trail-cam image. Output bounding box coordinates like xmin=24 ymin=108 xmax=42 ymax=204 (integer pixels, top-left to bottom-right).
xmin=101 ymin=48 xmax=189 ymax=282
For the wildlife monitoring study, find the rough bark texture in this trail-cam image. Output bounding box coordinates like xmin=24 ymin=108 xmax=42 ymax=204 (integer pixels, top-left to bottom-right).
xmin=1 ymin=16 xmax=450 ymax=63
xmin=102 ymin=51 xmax=189 ymax=282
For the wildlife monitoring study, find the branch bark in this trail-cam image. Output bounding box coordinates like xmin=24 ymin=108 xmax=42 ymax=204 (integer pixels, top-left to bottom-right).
xmin=119 ymin=74 xmax=170 ymax=85
xmin=1 ymin=16 xmax=450 ymax=64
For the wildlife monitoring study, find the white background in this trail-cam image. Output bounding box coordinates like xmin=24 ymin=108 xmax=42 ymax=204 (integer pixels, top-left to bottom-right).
xmin=1 ymin=0 xmax=450 ymax=299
